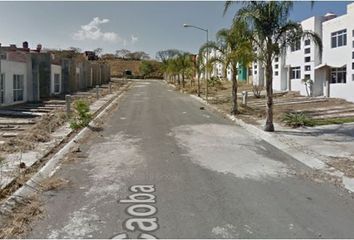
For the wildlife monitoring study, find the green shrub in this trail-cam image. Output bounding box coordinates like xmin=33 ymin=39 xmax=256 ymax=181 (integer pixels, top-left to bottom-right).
xmin=208 ymin=77 xmax=222 ymax=87
xmin=282 ymin=112 xmax=314 ymax=128
xmin=70 ymin=100 xmax=92 ymax=130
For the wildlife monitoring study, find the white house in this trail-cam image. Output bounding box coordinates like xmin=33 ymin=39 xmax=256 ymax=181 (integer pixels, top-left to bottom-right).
xmin=0 ymin=51 xmax=28 ymax=106
xmin=317 ymin=3 xmax=354 ymax=102
xmin=284 ymin=15 xmax=324 ymax=96
xmin=252 ymin=2 xmax=354 ymax=103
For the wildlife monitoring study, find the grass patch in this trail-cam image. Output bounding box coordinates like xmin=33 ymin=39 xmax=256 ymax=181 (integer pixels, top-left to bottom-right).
xmin=70 ymin=100 xmax=92 ymax=130
xmin=310 ymin=117 xmax=354 ymax=126
xmin=282 ymin=112 xmax=354 ymax=128
xmin=282 ymin=112 xmax=314 ymax=128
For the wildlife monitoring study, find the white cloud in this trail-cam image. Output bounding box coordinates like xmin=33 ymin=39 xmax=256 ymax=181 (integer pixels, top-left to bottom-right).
xmin=131 ymin=35 xmax=138 ymax=44
xmin=73 ymin=17 xmax=119 ymax=42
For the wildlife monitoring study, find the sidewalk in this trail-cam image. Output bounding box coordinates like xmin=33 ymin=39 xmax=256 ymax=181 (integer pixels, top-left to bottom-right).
xmin=0 ymin=80 xmax=130 ymax=192
xmin=169 ymin=80 xmax=354 ymax=194
xmin=273 ymin=122 xmax=354 ymax=177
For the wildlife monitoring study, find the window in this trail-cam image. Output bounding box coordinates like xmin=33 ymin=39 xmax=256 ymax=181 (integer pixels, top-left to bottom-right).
xmin=13 ymin=74 xmax=24 ymax=102
xmin=305 ymin=39 xmax=311 ymax=46
xmin=275 ymin=57 xmax=279 ymax=62
xmin=305 ymin=65 xmax=311 ymax=71
xmin=304 ymin=74 xmax=311 ymax=80
xmin=331 ymin=29 xmax=347 ymax=48
xmin=353 ymin=74 xmax=354 ymax=81
xmin=352 ymin=52 xmax=354 ymax=59
xmin=331 ymin=67 xmax=346 ymax=83
xmin=304 ymin=48 xmax=311 ymax=54
xmin=275 ymin=71 xmax=279 ymax=76
xmin=275 ymin=64 xmax=279 ymax=69
xmin=0 ymin=73 xmax=4 ymax=104
xmin=352 ymin=62 xmax=354 ymax=70
xmin=254 ymin=65 xmax=257 ymax=69
xmin=305 ymin=57 xmax=311 ymax=62
xmin=291 ymin=40 xmax=301 ymax=51
xmin=291 ymin=67 xmax=301 ymax=79
xmin=352 ymin=30 xmax=354 ymax=37
xmin=54 ymin=74 xmax=61 ymax=93
xmin=353 ymin=41 xmax=354 ymax=48
xmin=254 ymin=70 xmax=257 ymax=74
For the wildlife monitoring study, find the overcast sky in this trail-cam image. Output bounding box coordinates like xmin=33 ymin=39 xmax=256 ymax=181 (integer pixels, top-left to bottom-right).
xmin=0 ymin=1 xmax=351 ymax=59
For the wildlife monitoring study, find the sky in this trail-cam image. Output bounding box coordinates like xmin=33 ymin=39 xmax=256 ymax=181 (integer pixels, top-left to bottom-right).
xmin=0 ymin=1 xmax=352 ymax=59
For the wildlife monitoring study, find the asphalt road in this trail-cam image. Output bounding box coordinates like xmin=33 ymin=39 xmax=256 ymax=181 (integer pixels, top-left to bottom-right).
xmin=27 ymin=80 xmax=354 ymax=238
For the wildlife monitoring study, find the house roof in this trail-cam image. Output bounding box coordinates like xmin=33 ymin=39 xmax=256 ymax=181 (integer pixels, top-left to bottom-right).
xmin=315 ymin=63 xmax=346 ymax=70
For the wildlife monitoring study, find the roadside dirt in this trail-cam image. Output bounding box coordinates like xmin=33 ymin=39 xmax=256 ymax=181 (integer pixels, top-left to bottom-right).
xmin=0 ymin=195 xmax=43 ymax=239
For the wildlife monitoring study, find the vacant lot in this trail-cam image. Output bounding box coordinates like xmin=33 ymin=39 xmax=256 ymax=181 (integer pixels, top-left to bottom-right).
xmin=175 ymin=79 xmax=354 ymax=126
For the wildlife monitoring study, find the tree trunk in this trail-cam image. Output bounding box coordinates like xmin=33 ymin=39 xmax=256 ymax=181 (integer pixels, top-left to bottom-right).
xmin=197 ymin=73 xmax=201 ymax=97
xmin=182 ymin=71 xmax=185 ymax=88
xmin=177 ymin=74 xmax=180 ymax=86
xmin=264 ymin=53 xmax=275 ymax=132
xmin=231 ymin=64 xmax=238 ymax=115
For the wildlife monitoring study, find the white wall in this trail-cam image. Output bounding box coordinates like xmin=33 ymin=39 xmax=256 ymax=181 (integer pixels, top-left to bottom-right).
xmin=285 ymin=16 xmax=324 ymax=96
xmin=50 ymin=64 xmax=62 ymax=94
xmin=322 ymin=3 xmax=354 ymax=102
xmin=0 ymin=59 xmax=27 ymax=106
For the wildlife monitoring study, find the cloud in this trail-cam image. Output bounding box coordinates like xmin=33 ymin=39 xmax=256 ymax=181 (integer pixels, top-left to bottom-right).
xmin=73 ymin=17 xmax=119 ymax=42
xmin=131 ymin=35 xmax=138 ymax=44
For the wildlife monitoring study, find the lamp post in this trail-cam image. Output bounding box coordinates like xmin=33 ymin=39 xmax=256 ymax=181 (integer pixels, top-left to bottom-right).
xmin=183 ymin=24 xmax=209 ymax=103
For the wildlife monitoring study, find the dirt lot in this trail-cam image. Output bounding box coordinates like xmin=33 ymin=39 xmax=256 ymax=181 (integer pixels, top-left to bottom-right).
xmin=173 ymin=79 xmax=354 ymax=126
xmin=0 ymin=80 xmax=125 ymax=154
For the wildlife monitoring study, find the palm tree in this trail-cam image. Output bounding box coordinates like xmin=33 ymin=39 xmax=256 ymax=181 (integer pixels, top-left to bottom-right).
xmin=199 ymin=21 xmax=253 ymax=115
xmin=224 ymin=1 xmax=322 ymax=131
xmin=156 ymin=49 xmax=180 ymax=82
xmin=175 ymin=52 xmax=193 ymax=88
xmin=192 ymin=54 xmax=205 ymax=97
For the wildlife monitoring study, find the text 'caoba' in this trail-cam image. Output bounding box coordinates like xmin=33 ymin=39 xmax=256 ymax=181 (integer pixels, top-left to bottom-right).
xmin=112 ymin=184 xmax=158 ymax=239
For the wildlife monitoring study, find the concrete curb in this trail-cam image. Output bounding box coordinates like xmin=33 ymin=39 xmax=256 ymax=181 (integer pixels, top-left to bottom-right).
xmin=0 ymin=82 xmax=132 ymax=219
xmin=184 ymin=88 xmax=354 ymax=193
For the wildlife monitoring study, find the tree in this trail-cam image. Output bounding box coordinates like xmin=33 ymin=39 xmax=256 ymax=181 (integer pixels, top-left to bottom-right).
xmin=68 ymin=47 xmax=81 ymax=53
xmin=101 ymin=53 xmax=116 ymax=60
xmin=93 ymin=48 xmax=103 ymax=56
xmin=125 ymin=51 xmax=150 ymax=60
xmin=174 ymin=52 xmax=193 ymax=88
xmin=191 ymin=54 xmax=204 ymax=97
xmin=139 ymin=60 xmax=162 ymax=79
xmin=199 ymin=21 xmax=253 ymax=115
xmin=156 ymin=49 xmax=181 ymax=81
xmin=225 ymin=1 xmax=322 ymax=131
xmin=116 ymin=49 xmax=131 ymax=59
xmin=156 ymin=49 xmax=180 ymax=62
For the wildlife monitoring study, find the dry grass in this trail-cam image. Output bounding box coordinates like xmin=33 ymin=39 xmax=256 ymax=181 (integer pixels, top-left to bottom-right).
xmin=329 ymin=156 xmax=354 ymax=178
xmin=0 ymin=195 xmax=43 ymax=238
xmin=189 ymin=80 xmax=354 ymax=127
xmin=299 ymin=169 xmax=343 ymax=187
xmin=40 ymin=177 xmax=69 ymax=191
xmin=0 ymin=111 xmax=67 ymax=154
xmin=0 ymin=174 xmax=29 ymax=201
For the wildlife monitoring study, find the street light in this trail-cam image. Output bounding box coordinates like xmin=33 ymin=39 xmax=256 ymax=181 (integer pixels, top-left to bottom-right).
xmin=183 ymin=23 xmax=209 ymax=103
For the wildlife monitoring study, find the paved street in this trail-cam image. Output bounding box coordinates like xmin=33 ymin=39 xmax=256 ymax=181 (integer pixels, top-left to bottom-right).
xmin=27 ymin=80 xmax=354 ymax=239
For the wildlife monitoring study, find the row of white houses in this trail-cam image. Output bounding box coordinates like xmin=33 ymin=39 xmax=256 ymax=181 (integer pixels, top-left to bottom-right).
xmin=0 ymin=43 xmax=110 ymax=107
xmin=252 ymin=2 xmax=354 ymax=103
xmin=206 ymin=2 xmax=354 ymax=103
